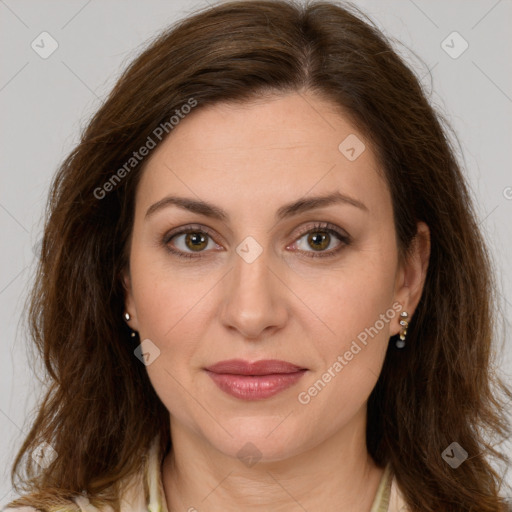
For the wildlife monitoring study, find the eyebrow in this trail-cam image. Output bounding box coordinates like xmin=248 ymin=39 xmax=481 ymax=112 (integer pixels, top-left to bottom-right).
xmin=145 ymin=191 xmax=369 ymax=222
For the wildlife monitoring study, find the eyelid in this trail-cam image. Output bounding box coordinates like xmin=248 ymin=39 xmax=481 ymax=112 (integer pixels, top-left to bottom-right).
xmin=286 ymin=222 xmax=351 ymax=258
xmin=292 ymin=222 xmax=351 ymax=243
xmin=163 ymin=223 xmax=223 ymax=245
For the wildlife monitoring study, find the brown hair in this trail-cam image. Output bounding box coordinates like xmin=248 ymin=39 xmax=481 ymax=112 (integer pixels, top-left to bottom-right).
xmin=7 ymin=1 xmax=511 ymax=511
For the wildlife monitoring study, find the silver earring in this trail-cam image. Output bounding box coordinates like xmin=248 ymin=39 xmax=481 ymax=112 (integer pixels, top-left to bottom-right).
xmin=396 ymin=311 xmax=409 ymax=349
xmin=123 ymin=312 xmax=137 ymax=338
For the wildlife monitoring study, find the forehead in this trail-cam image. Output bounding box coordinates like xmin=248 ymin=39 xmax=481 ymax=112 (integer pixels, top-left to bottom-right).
xmin=136 ymin=92 xmax=391 ymax=221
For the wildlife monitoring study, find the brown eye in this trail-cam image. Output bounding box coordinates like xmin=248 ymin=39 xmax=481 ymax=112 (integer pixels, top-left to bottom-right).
xmin=295 ymin=229 xmax=344 ymax=255
xmin=290 ymin=223 xmax=351 ymax=259
xmin=183 ymin=232 xmax=208 ymax=251
xmin=307 ymin=231 xmax=331 ymax=251
xmin=165 ymin=228 xmax=217 ymax=258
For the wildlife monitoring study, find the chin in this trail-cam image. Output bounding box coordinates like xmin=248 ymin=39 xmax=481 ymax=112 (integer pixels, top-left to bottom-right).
xmin=205 ymin=418 xmax=308 ymax=463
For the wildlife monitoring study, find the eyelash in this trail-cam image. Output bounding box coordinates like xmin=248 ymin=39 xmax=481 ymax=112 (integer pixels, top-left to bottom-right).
xmin=162 ymin=222 xmax=351 ymax=260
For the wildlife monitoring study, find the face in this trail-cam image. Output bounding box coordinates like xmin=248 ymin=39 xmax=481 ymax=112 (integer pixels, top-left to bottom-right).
xmin=123 ymin=91 xmax=429 ymax=462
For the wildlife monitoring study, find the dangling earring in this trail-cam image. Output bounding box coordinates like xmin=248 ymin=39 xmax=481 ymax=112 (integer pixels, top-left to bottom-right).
xmin=123 ymin=312 xmax=137 ymax=338
xmin=396 ymin=311 xmax=409 ymax=348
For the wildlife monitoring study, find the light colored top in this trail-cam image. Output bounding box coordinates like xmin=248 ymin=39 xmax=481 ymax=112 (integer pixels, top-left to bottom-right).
xmin=4 ymin=437 xmax=408 ymax=512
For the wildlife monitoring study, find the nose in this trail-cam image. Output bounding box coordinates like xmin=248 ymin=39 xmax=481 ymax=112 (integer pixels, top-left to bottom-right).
xmin=219 ymin=243 xmax=289 ymax=340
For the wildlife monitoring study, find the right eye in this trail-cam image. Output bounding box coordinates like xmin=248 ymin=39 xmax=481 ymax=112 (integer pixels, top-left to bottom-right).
xmin=163 ymin=225 xmax=222 ymax=259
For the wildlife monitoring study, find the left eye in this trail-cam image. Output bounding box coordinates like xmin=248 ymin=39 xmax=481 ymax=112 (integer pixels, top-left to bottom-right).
xmin=289 ymin=225 xmax=349 ymax=258
xmin=297 ymin=231 xmax=338 ymax=250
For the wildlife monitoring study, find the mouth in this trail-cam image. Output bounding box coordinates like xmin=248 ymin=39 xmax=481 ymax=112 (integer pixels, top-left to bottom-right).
xmin=204 ymin=359 xmax=308 ymax=400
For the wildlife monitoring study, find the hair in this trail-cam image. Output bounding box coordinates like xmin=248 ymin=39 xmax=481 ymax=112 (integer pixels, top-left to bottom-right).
xmin=6 ymin=0 xmax=511 ymax=511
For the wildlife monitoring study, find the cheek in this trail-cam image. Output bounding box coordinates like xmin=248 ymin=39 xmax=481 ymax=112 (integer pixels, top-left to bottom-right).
xmin=311 ymin=280 xmax=393 ymax=387
xmin=296 ymin=247 xmax=397 ymax=346
xmin=129 ymin=239 xmax=213 ymax=339
xmin=130 ymin=265 xmax=209 ymax=417
xmin=295 ymin=286 xmax=393 ymax=425
xmin=293 ymin=246 xmax=396 ymax=403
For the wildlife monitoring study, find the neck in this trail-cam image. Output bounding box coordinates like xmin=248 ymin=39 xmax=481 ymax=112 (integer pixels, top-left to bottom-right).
xmin=161 ymin=407 xmax=384 ymax=512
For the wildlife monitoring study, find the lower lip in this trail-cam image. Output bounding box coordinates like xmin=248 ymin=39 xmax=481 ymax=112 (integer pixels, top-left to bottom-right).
xmin=205 ymin=370 xmax=307 ymax=400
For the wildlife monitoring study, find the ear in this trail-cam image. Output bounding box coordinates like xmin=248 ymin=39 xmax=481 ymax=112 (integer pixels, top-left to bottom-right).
xmin=122 ymin=268 xmax=140 ymax=331
xmin=392 ymin=221 xmax=430 ymax=335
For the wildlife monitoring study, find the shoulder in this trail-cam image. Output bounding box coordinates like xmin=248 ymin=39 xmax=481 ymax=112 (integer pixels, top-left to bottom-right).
xmin=369 ymin=464 xmax=409 ymax=512
xmin=2 ymin=508 xmax=42 ymax=512
xmin=388 ymin=474 xmax=409 ymax=512
xmin=2 ymin=495 xmax=105 ymax=512
xmin=3 ymin=476 xmax=143 ymax=512
xmin=3 ymin=437 xmax=161 ymax=512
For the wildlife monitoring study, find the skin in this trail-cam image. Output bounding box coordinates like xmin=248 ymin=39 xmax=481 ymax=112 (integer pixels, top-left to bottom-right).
xmin=123 ymin=91 xmax=430 ymax=512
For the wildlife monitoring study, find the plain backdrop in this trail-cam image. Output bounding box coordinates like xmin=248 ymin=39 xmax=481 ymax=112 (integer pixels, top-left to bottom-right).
xmin=1 ymin=0 xmax=511 ymax=506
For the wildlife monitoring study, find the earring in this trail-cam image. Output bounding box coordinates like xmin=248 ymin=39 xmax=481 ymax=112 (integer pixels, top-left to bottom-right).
xmin=396 ymin=311 xmax=409 ymax=349
xmin=123 ymin=312 xmax=137 ymax=338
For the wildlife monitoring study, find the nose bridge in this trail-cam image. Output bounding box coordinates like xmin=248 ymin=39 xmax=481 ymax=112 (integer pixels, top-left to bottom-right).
xmin=220 ymin=235 xmax=287 ymax=339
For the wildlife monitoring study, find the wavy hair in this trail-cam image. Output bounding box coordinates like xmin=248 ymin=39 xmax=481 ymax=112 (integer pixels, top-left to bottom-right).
xmin=7 ymin=1 xmax=511 ymax=510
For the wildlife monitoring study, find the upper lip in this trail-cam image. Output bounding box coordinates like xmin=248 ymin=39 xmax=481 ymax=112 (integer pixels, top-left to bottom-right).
xmin=205 ymin=359 xmax=306 ymax=375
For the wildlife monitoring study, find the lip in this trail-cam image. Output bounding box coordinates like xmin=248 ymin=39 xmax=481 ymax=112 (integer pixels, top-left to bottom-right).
xmin=204 ymin=359 xmax=307 ymax=400
xmin=205 ymin=359 xmax=305 ymax=375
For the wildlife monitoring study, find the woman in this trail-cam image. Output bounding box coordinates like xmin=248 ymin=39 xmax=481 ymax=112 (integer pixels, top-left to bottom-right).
xmin=4 ymin=1 xmax=511 ymax=511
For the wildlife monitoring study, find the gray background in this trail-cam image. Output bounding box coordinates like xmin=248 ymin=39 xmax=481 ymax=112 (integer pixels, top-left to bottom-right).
xmin=1 ymin=0 xmax=511 ymax=506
